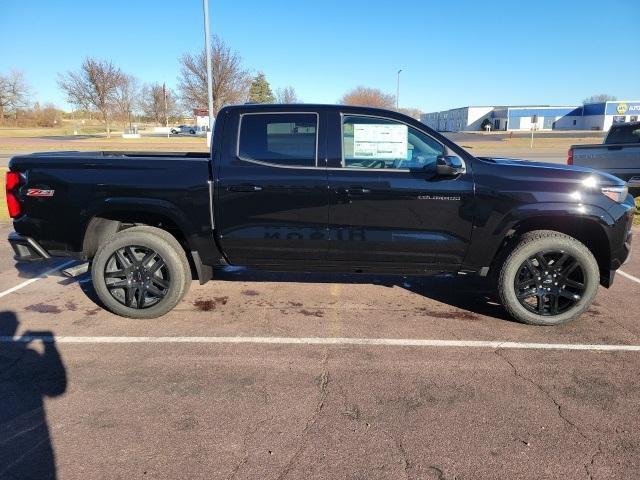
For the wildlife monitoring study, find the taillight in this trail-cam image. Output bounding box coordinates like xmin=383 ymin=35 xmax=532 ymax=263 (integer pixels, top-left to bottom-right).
xmin=567 ymin=148 xmax=573 ymax=165
xmin=5 ymin=171 xmax=22 ymax=218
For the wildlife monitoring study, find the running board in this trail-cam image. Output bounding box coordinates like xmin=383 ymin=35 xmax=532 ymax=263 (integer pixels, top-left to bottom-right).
xmin=62 ymin=262 xmax=90 ymax=278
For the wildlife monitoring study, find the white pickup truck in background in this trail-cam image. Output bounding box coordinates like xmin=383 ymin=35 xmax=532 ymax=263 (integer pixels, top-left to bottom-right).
xmin=569 ymin=122 xmax=640 ymax=196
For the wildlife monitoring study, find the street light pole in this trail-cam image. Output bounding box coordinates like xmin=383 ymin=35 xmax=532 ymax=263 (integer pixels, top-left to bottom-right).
xmin=396 ymin=69 xmax=402 ymax=109
xmin=203 ymin=0 xmax=214 ymax=145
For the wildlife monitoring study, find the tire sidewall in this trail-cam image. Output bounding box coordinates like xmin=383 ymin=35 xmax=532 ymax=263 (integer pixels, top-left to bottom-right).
xmin=499 ymin=236 xmax=599 ymax=326
xmin=92 ymin=229 xmax=188 ymax=319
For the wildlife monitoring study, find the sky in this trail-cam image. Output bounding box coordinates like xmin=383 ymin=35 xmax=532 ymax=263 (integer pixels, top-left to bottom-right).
xmin=0 ymin=0 xmax=638 ymax=113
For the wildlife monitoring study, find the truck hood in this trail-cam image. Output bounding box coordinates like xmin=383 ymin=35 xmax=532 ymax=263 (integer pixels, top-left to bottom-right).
xmin=476 ymin=156 xmax=626 ymax=186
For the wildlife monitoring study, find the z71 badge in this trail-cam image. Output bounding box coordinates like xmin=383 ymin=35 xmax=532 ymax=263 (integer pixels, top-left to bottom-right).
xmin=26 ymin=189 xmax=55 ymax=197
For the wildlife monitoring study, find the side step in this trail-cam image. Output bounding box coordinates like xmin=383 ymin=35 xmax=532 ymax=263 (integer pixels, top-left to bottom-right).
xmin=62 ymin=262 xmax=90 ymax=278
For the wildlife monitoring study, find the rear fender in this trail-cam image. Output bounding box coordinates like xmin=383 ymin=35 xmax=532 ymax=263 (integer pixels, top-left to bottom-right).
xmin=82 ymin=197 xmax=225 ymax=269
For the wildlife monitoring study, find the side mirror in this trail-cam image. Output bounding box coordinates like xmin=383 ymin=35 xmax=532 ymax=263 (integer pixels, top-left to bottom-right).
xmin=436 ymin=155 xmax=466 ymax=176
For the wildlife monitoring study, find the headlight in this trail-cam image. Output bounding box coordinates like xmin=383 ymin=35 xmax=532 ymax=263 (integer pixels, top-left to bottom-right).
xmin=601 ymin=185 xmax=628 ymax=203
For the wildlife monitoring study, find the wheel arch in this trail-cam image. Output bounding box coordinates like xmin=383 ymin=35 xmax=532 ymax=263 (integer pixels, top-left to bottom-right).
xmin=81 ymin=198 xmax=208 ymax=281
xmin=494 ymin=213 xmax=613 ymax=287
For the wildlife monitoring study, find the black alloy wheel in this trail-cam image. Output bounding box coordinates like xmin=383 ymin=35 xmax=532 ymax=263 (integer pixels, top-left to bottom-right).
xmin=514 ymin=250 xmax=586 ymax=316
xmin=104 ymin=245 xmax=170 ymax=309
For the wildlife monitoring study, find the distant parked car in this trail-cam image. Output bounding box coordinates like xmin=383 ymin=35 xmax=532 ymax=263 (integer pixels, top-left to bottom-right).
xmin=569 ymin=121 xmax=640 ymax=196
xmin=170 ymin=125 xmax=196 ymax=135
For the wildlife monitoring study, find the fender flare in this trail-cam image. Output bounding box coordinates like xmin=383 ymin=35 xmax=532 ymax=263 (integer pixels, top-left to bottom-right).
xmin=81 ymin=197 xmax=198 ymax=249
xmin=493 ymin=202 xmax=615 ymax=236
xmin=464 ymin=202 xmax=615 ymax=270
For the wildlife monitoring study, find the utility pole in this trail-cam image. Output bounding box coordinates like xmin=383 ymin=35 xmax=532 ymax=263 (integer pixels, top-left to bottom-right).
xmin=203 ymin=0 xmax=214 ymax=146
xmin=396 ymin=69 xmax=402 ymax=109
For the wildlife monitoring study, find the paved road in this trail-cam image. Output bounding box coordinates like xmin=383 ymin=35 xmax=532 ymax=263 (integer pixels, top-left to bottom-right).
xmin=1 ymin=221 xmax=639 ymax=479
xmin=443 ymin=131 xmax=605 ymax=143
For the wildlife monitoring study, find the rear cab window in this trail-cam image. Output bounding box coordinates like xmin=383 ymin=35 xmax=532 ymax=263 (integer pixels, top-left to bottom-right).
xmin=605 ymin=124 xmax=640 ymax=144
xmin=238 ymin=113 xmax=318 ymax=167
xmin=342 ymin=115 xmax=444 ymax=170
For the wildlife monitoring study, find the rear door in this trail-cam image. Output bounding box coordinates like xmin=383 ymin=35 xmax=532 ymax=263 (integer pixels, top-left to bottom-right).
xmin=327 ymin=111 xmax=474 ymax=270
xmin=215 ymin=110 xmax=329 ymax=265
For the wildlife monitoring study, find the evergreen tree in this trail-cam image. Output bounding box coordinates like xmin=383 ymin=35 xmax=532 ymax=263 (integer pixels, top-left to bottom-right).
xmin=248 ymin=72 xmax=275 ymax=103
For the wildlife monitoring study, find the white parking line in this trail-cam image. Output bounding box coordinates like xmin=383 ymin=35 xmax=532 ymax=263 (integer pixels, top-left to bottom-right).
xmin=0 ymin=335 xmax=639 ymax=351
xmin=0 ymin=260 xmax=76 ymax=299
xmin=618 ymin=269 xmax=640 ymax=286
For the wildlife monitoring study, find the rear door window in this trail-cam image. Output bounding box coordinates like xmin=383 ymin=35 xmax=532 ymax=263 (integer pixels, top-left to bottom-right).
xmin=238 ymin=113 xmax=318 ymax=167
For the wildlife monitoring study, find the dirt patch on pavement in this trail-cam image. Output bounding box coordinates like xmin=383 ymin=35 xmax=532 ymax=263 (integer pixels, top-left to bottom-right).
xmin=415 ymin=307 xmax=479 ymax=321
xmin=194 ymin=296 xmax=229 ymax=312
xmin=241 ymin=289 xmax=260 ymax=296
xmin=25 ymin=303 xmax=62 ymax=314
xmin=65 ymin=301 xmax=78 ymax=311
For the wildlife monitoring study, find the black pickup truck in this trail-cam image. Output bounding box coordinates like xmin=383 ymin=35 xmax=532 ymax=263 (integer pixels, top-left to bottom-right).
xmin=6 ymin=104 xmax=635 ymax=325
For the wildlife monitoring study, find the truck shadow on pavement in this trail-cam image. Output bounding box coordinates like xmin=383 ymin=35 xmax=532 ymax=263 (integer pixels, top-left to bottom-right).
xmin=71 ymin=267 xmax=514 ymax=322
xmin=212 ymin=268 xmax=514 ymax=322
xmin=13 ymin=259 xmax=70 ymax=280
xmin=0 ymin=311 xmax=66 ymax=480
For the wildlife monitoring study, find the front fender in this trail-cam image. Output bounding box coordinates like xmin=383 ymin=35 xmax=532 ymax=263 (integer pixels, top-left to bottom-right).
xmin=463 ymin=202 xmax=615 ymax=270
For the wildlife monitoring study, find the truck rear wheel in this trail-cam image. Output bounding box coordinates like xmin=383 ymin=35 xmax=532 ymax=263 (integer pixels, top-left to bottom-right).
xmin=497 ymin=230 xmax=599 ymax=326
xmin=91 ymin=226 xmax=191 ymax=319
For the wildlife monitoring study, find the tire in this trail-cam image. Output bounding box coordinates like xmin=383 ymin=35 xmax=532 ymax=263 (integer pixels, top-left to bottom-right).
xmin=497 ymin=230 xmax=599 ymax=326
xmin=91 ymin=226 xmax=191 ymax=319
xmin=189 ymin=130 xmax=195 ymax=134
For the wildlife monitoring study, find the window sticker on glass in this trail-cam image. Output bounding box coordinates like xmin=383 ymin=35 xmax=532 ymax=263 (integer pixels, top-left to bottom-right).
xmin=353 ymin=124 xmax=408 ymax=159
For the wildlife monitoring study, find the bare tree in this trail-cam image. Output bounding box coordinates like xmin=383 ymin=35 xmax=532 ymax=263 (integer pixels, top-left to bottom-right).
xmin=113 ymin=74 xmax=140 ymax=129
xmin=18 ymin=102 xmax=63 ymax=128
xmin=0 ymin=70 xmax=31 ymax=124
xmin=583 ymin=94 xmax=617 ymax=104
xmin=276 ymin=86 xmax=300 ymax=104
xmin=57 ymin=58 xmax=124 ymax=137
xmin=177 ymin=36 xmax=250 ymax=116
xmin=398 ymin=107 xmax=423 ymax=119
xmin=141 ymin=83 xmax=180 ymax=125
xmin=340 ymin=86 xmax=395 ymax=109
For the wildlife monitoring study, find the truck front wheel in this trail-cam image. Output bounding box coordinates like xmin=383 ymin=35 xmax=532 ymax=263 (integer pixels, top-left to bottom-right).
xmin=497 ymin=230 xmax=599 ymax=326
xmin=91 ymin=226 xmax=191 ymax=318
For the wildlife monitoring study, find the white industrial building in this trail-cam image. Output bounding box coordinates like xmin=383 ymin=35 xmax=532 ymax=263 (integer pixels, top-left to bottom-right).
xmin=421 ymin=101 xmax=640 ymax=132
xmin=421 ymin=106 xmax=494 ymax=132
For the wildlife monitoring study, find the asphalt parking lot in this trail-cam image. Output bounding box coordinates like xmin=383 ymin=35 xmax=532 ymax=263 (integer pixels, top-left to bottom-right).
xmin=1 ymin=221 xmax=640 ymax=479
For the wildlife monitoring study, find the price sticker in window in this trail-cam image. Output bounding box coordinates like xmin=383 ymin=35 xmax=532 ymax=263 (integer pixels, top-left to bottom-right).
xmin=353 ymin=124 xmax=408 ymax=159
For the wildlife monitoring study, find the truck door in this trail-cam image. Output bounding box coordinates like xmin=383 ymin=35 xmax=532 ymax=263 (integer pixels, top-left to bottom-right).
xmin=327 ymin=112 xmax=474 ymax=270
xmin=215 ymin=110 xmax=328 ymax=265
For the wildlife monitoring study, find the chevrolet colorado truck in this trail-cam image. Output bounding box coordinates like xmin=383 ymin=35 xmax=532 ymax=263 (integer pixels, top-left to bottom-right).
xmin=6 ymin=104 xmax=635 ymax=325
xmin=569 ymin=121 xmax=640 ymax=196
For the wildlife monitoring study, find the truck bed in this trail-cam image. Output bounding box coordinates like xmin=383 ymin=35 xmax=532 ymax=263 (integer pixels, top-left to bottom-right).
xmin=8 ymin=151 xmax=214 ymax=259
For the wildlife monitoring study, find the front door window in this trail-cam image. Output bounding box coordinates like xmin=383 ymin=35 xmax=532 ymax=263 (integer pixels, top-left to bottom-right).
xmin=342 ymin=116 xmax=443 ymax=171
